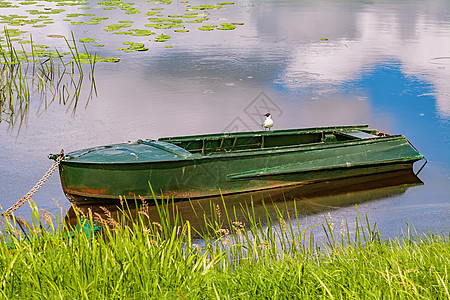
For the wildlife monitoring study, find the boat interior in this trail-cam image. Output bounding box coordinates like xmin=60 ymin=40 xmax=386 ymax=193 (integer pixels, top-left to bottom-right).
xmin=159 ymin=126 xmax=387 ymax=155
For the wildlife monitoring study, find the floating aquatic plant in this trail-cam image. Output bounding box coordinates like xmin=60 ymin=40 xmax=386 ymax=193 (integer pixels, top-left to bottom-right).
xmin=148 ymin=17 xmax=183 ymax=23
xmin=189 ymin=5 xmax=223 ymax=11
xmin=198 ymin=25 xmax=217 ymax=31
xmin=74 ymin=52 xmax=120 ymax=63
xmin=3 ymin=28 xmax=26 ymax=37
xmin=119 ymin=41 xmax=148 ymax=52
xmin=155 ymin=34 xmax=171 ymax=42
xmin=104 ymin=23 xmax=132 ymax=31
xmin=47 ymin=34 xmax=65 ymax=39
xmin=113 ymin=31 xmax=130 ymax=35
xmin=146 ymin=24 xmax=171 ymax=29
xmin=66 ymin=13 xmax=95 ymax=18
xmin=79 ymin=38 xmax=95 ymax=43
xmin=0 ymin=0 xmax=245 ymax=62
xmin=217 ymin=23 xmax=236 ymax=30
xmin=147 ymin=0 xmax=172 ymax=4
xmin=131 ymin=29 xmax=156 ymax=36
xmin=27 ymin=9 xmax=65 ymax=15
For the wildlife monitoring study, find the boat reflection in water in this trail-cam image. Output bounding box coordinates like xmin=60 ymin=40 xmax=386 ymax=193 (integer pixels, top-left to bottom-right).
xmin=65 ymin=169 xmax=423 ymax=230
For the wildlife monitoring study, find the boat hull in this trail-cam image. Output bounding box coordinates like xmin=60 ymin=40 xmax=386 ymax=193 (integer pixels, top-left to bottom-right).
xmin=58 ymin=133 xmax=423 ymax=205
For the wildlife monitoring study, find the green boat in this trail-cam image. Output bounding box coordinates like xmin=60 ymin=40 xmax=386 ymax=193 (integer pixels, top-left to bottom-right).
xmin=49 ymin=125 xmax=425 ymax=205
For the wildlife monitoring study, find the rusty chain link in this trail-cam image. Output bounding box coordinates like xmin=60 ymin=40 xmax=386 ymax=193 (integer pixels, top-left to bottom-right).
xmin=3 ymin=150 xmax=64 ymax=217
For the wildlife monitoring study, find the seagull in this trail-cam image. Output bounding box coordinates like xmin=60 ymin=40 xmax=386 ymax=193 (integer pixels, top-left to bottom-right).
xmin=262 ymin=113 xmax=274 ymax=130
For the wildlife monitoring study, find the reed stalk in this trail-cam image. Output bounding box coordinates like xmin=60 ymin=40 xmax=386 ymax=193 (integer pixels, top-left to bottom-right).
xmin=0 ymin=29 xmax=97 ymax=126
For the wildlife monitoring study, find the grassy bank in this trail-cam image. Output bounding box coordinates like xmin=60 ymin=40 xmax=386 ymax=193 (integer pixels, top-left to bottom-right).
xmin=1 ymin=198 xmax=449 ymax=299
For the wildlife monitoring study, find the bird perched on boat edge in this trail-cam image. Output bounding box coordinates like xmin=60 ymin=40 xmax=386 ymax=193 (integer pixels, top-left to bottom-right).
xmin=262 ymin=113 xmax=274 ymax=130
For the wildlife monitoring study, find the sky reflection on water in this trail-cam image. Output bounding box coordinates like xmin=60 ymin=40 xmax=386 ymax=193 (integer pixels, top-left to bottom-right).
xmin=0 ymin=0 xmax=448 ymax=237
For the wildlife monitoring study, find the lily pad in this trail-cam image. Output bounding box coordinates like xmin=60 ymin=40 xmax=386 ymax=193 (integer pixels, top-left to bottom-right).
xmin=217 ymin=23 xmax=236 ymax=30
xmin=3 ymin=28 xmax=27 ymax=37
xmin=131 ymin=29 xmax=156 ymax=36
xmin=185 ymin=18 xmax=209 ymax=23
xmin=74 ymin=52 xmax=121 ymax=63
xmin=79 ymin=38 xmax=95 ymax=43
xmin=153 ymin=24 xmax=172 ymax=29
xmin=190 ymin=5 xmax=223 ymax=10
xmin=48 ymin=34 xmax=65 ymax=38
xmin=198 ymin=25 xmax=217 ymax=31
xmin=119 ymin=41 xmax=148 ymax=52
xmin=155 ymin=34 xmax=170 ymax=42
xmin=104 ymin=24 xmax=132 ymax=31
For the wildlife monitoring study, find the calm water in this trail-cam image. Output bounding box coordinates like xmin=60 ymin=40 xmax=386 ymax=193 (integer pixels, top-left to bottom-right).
xmin=1 ymin=0 xmax=449 ymax=238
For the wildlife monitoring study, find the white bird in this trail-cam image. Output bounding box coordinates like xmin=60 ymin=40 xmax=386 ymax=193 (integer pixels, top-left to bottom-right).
xmin=262 ymin=113 xmax=274 ymax=130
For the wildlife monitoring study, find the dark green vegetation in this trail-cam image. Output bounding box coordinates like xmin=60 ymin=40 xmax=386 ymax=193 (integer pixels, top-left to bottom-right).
xmin=1 ymin=198 xmax=448 ymax=299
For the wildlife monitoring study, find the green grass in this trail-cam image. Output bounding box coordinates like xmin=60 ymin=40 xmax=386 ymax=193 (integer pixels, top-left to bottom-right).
xmin=1 ymin=196 xmax=448 ymax=299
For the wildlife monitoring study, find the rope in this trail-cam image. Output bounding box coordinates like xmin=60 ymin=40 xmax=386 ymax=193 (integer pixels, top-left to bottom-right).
xmin=3 ymin=150 xmax=64 ymax=217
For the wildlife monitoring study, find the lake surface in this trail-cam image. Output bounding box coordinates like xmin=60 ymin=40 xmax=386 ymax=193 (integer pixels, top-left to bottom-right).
xmin=1 ymin=0 xmax=449 ymax=238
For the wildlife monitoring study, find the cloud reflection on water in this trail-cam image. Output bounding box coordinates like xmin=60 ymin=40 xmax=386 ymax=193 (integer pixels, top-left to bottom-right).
xmin=268 ymin=1 xmax=450 ymax=118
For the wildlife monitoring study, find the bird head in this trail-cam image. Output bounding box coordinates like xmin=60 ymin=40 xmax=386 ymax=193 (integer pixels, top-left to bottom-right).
xmin=264 ymin=113 xmax=271 ymax=117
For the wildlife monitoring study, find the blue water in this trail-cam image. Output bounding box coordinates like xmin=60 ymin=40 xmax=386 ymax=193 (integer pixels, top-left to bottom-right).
xmin=0 ymin=0 xmax=448 ymax=237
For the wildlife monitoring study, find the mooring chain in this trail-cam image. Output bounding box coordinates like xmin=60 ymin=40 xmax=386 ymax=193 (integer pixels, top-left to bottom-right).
xmin=3 ymin=150 xmax=64 ymax=217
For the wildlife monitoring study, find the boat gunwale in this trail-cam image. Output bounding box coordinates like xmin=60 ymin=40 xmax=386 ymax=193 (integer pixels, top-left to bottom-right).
xmin=158 ymin=124 xmax=373 ymax=142
xmin=59 ymin=134 xmax=420 ymax=165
